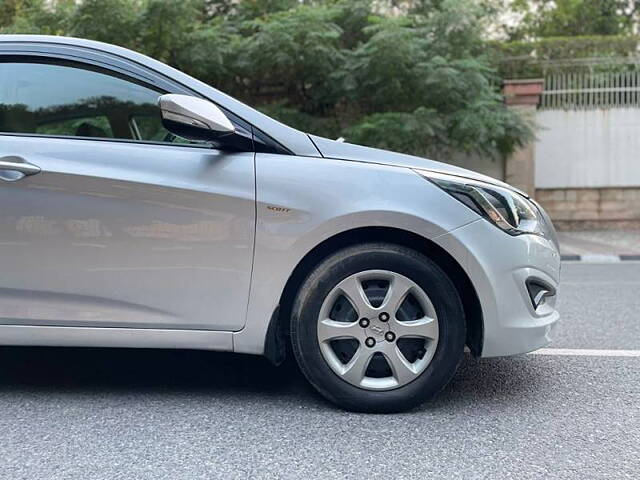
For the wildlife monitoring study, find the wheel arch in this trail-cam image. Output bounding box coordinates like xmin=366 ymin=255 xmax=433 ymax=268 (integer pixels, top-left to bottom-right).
xmin=264 ymin=226 xmax=483 ymax=365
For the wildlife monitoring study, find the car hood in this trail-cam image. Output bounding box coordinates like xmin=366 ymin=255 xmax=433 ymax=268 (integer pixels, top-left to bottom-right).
xmin=309 ymin=134 xmax=520 ymax=194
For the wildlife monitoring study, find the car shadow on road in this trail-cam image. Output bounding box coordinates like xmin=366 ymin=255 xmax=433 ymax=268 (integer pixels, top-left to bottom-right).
xmin=0 ymin=346 xmax=547 ymax=411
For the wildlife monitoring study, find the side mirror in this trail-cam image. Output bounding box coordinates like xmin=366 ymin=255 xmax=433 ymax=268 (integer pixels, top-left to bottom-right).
xmin=158 ymin=94 xmax=236 ymax=142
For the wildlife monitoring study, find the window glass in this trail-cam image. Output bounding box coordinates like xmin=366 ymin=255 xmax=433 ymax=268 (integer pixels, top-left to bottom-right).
xmin=36 ymin=116 xmax=113 ymax=138
xmin=130 ymin=114 xmax=189 ymax=144
xmin=0 ymin=61 xmax=188 ymax=144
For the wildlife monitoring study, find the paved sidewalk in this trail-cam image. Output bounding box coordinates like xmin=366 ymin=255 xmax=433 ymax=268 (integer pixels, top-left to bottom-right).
xmin=559 ymin=230 xmax=640 ymax=259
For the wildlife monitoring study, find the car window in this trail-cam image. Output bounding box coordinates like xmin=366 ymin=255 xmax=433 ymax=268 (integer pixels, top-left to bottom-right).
xmin=36 ymin=115 xmax=114 ymax=138
xmin=129 ymin=114 xmax=190 ymax=144
xmin=0 ymin=61 xmax=192 ymax=144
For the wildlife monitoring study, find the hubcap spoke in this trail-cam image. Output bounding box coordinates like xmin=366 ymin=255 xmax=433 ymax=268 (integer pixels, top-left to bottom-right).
xmin=391 ymin=316 xmax=438 ymax=340
xmin=381 ymin=343 xmax=420 ymax=385
xmin=340 ymin=346 xmax=375 ymax=386
xmin=338 ymin=275 xmax=373 ymax=317
xmin=318 ymin=318 xmax=364 ymax=342
xmin=380 ymin=275 xmax=413 ymax=316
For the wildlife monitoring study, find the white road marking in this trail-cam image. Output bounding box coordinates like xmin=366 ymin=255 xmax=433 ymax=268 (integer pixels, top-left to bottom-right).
xmin=579 ymin=254 xmax=621 ymax=263
xmin=530 ymin=348 xmax=640 ymax=357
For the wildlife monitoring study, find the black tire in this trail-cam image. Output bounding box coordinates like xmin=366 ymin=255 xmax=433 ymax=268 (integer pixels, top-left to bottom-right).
xmin=290 ymin=242 xmax=466 ymax=413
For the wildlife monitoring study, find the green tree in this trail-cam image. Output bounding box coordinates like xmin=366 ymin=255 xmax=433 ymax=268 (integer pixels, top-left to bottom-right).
xmin=0 ymin=0 xmax=31 ymax=27
xmin=174 ymin=20 xmax=241 ymax=91
xmin=69 ymin=0 xmax=140 ymax=47
xmin=238 ymin=5 xmax=344 ymax=111
xmin=0 ymin=0 xmax=74 ymax=35
xmin=138 ymin=0 xmax=204 ymax=64
xmin=338 ymin=4 xmax=531 ymax=157
xmin=509 ymin=0 xmax=630 ymax=39
xmin=235 ymin=0 xmax=299 ymax=19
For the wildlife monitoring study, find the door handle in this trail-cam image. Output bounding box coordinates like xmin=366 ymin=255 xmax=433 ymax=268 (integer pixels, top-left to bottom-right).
xmin=0 ymin=156 xmax=41 ymax=177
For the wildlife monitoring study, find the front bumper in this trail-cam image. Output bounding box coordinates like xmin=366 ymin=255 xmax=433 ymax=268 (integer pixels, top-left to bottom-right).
xmin=434 ymin=219 xmax=561 ymax=357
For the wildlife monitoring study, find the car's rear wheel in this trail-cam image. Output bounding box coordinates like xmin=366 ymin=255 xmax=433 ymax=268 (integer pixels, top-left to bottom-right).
xmin=290 ymin=243 xmax=465 ymax=413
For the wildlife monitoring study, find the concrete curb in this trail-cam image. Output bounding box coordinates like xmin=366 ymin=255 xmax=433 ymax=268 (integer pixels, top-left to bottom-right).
xmin=561 ymin=254 xmax=640 ymax=262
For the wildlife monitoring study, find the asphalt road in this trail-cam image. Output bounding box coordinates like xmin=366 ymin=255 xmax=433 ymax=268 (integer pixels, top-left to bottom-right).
xmin=0 ymin=263 xmax=638 ymax=479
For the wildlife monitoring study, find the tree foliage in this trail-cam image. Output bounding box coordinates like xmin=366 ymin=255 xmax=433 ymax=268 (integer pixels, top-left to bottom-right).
xmin=507 ymin=0 xmax=635 ymax=40
xmin=0 ymin=0 xmax=532 ymax=159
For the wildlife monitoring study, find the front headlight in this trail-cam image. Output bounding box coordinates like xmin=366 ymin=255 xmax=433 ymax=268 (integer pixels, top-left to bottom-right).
xmin=415 ymin=169 xmax=544 ymax=237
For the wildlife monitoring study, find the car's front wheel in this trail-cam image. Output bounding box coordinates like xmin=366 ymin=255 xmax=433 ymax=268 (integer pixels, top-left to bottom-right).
xmin=290 ymin=243 xmax=465 ymax=413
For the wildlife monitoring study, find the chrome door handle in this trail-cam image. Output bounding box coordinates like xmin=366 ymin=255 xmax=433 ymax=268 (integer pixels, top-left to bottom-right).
xmin=0 ymin=156 xmax=41 ymax=176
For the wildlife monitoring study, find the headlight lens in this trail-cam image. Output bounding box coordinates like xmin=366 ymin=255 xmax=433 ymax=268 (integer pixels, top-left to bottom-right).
xmin=415 ymin=170 xmax=545 ymax=237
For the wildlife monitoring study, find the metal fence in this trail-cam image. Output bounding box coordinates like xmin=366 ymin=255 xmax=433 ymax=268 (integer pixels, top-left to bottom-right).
xmin=541 ymin=71 xmax=640 ymax=110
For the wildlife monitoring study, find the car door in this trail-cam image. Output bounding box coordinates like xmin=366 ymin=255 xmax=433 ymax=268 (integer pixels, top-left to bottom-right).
xmin=0 ymin=58 xmax=256 ymax=331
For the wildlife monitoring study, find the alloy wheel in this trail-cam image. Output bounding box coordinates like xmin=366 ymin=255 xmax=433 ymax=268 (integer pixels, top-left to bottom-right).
xmin=317 ymin=270 xmax=439 ymax=391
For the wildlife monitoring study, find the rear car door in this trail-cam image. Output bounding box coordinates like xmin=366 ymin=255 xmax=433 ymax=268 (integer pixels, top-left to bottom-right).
xmin=0 ymin=56 xmax=256 ymax=331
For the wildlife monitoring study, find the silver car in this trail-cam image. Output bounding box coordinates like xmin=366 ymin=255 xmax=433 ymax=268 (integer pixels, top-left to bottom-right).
xmin=0 ymin=35 xmax=560 ymax=412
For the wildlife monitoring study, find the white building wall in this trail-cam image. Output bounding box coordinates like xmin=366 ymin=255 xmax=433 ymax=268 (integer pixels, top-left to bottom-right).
xmin=535 ymin=108 xmax=640 ymax=188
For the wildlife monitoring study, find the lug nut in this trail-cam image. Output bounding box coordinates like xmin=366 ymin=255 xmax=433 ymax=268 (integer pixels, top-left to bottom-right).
xmin=385 ymin=332 xmax=396 ymax=342
xmin=365 ymin=337 xmax=376 ymax=348
xmin=359 ymin=318 xmax=370 ymax=328
xmin=379 ymin=312 xmax=390 ymax=322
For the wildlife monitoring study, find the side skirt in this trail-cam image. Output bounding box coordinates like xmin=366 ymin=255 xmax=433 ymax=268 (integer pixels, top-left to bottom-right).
xmin=0 ymin=325 xmax=233 ymax=351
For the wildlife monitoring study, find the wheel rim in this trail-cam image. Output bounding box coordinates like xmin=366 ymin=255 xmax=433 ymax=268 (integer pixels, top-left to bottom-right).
xmin=317 ymin=269 xmax=439 ymax=391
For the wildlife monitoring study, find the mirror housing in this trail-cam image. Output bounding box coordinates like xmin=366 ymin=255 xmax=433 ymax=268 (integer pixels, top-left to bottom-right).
xmin=158 ymin=94 xmax=235 ymax=142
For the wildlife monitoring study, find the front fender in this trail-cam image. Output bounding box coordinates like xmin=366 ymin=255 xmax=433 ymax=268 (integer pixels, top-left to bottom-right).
xmin=232 ymin=153 xmax=479 ymax=355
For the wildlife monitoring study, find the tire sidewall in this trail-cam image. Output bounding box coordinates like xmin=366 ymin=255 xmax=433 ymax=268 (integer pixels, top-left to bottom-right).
xmin=291 ymin=244 xmax=466 ymax=413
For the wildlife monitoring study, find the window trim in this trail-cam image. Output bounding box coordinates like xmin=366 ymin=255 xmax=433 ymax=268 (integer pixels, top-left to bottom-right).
xmin=0 ymin=131 xmax=215 ymax=150
xmin=0 ymin=51 xmax=266 ymax=152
